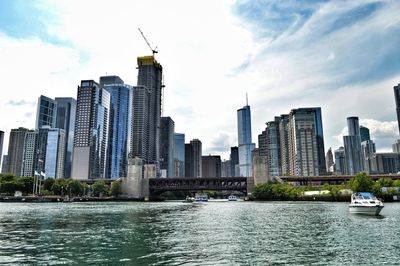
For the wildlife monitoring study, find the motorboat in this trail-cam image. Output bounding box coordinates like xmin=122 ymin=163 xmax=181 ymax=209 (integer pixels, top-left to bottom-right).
xmin=195 ymin=193 xmax=208 ymax=202
xmin=228 ymin=195 xmax=238 ymax=201
xmin=349 ymin=192 xmax=384 ymax=215
xmin=182 ymin=196 xmax=195 ymax=203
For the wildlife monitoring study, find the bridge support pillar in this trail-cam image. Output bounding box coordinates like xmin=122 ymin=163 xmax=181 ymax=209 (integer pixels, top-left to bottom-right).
xmin=247 ymin=176 xmax=255 ymax=196
xmin=122 ymin=157 xmax=152 ymax=200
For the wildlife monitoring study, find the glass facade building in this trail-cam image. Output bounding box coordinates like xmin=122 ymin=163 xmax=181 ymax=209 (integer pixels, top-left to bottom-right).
xmin=36 ymin=95 xmax=57 ymax=129
xmin=174 ymin=133 xmax=185 ymax=177
xmin=237 ymin=105 xmax=255 ymax=177
xmin=160 ymin=117 xmax=175 ymax=177
xmin=343 ymin=117 xmax=364 ymax=175
xmin=394 ymin=84 xmax=400 ymax=134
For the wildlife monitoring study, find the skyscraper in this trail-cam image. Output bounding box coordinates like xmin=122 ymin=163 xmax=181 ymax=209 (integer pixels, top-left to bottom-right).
xmin=325 ymin=147 xmax=334 ymax=173
xmin=258 ymin=118 xmax=281 ymax=177
xmin=288 ymin=108 xmax=326 ymax=176
xmin=334 ymin=147 xmax=346 ymax=175
xmin=360 ymin=126 xmax=370 ymax=142
xmin=101 ymin=76 xmax=132 ymax=179
xmin=55 ymin=97 xmax=76 ymax=178
xmin=35 ymin=95 xmax=57 ymax=129
xmin=184 ymin=143 xmax=193 ymax=177
xmin=160 ymin=117 xmax=175 ymax=177
xmin=72 ymin=80 xmax=110 ymax=180
xmin=394 ymin=83 xmax=400 ymax=134
xmin=230 ymin=146 xmax=239 ymax=177
xmin=7 ymin=127 xmax=30 ymax=177
xmin=237 ymin=104 xmax=255 ymax=177
xmin=137 ymin=56 xmax=163 ymax=166
xmin=1 ymin=155 xmax=8 ymax=174
xmin=21 ymin=130 xmax=38 ymax=177
xmin=174 ymin=133 xmax=185 ymax=177
xmin=191 ymin=139 xmax=202 ymax=178
xmin=278 ymin=114 xmax=290 ymax=175
xmin=0 ymin=130 xmax=3 ymax=171
xmin=202 ymin=155 xmax=221 ymax=177
xmin=362 ymin=139 xmax=376 ymax=173
xmin=343 ymin=117 xmax=364 ymax=175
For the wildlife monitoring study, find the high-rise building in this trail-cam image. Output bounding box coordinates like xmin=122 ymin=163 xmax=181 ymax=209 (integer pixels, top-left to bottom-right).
xmin=278 ymin=114 xmax=290 ymax=175
xmin=230 ymin=146 xmax=239 ymax=177
xmin=21 ymin=130 xmax=38 ymax=177
xmin=191 ymin=139 xmax=202 ymax=178
xmin=221 ymin=159 xmax=231 ymax=177
xmin=360 ymin=126 xmax=370 ymax=142
xmin=252 ymin=148 xmax=269 ymax=185
xmin=237 ymin=104 xmax=255 ymax=177
xmin=394 ymin=84 xmax=400 ymax=134
xmin=343 ymin=117 xmax=364 ymax=175
xmin=184 ymin=143 xmax=194 ymax=177
xmin=55 ymin=97 xmax=76 ymax=178
xmin=1 ymin=155 xmax=8 ymax=174
xmin=369 ymin=153 xmax=400 ymax=174
xmin=202 ymin=155 xmax=221 ymax=177
xmin=258 ymin=118 xmax=281 ymax=177
xmin=392 ymin=139 xmax=400 ymax=153
xmin=334 ymin=146 xmax=346 ymax=175
xmin=35 ymin=95 xmax=57 ymax=129
xmin=325 ymin=147 xmax=334 ymax=173
xmin=0 ymin=130 xmax=3 ymax=171
xmin=174 ymin=133 xmax=185 ymax=177
xmin=7 ymin=127 xmax=31 ymax=177
xmin=72 ymin=80 xmax=110 ymax=180
xmin=101 ymin=76 xmax=132 ymax=179
xmin=160 ymin=117 xmax=175 ymax=177
xmin=362 ymin=140 xmax=376 ymax=173
xmin=137 ymin=56 xmax=163 ymax=167
xmin=288 ymin=108 xmax=326 ymax=176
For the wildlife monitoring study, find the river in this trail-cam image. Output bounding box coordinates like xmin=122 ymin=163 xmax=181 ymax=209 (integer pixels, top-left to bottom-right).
xmin=0 ymin=201 xmax=399 ymax=265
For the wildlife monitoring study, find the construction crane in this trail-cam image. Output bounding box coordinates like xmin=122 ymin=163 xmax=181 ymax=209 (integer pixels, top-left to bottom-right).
xmin=138 ymin=28 xmax=158 ymax=55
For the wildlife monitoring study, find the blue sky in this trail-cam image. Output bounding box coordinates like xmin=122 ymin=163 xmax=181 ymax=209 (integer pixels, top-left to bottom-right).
xmin=0 ymin=0 xmax=399 ymax=159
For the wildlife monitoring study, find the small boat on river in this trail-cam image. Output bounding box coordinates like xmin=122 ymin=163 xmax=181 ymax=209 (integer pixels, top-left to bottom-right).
xmin=183 ymin=196 xmax=195 ymax=203
xmin=228 ymin=195 xmax=238 ymax=201
xmin=349 ymin=192 xmax=384 ymax=216
xmin=195 ymin=193 xmax=208 ymax=202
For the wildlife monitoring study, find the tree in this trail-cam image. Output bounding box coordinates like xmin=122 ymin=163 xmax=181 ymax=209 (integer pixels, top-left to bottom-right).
xmin=1 ymin=173 xmax=16 ymax=182
xmin=393 ymin=179 xmax=400 ymax=187
xmin=348 ymin=172 xmax=374 ymax=192
xmin=92 ymin=181 xmax=109 ymax=197
xmin=51 ymin=178 xmax=69 ymax=196
xmin=67 ymin=179 xmax=84 ymax=196
xmin=42 ymin=178 xmax=55 ymax=191
xmin=110 ymin=181 xmax=122 ymax=197
xmin=19 ymin=176 xmax=34 ymax=194
xmin=377 ymin=177 xmax=393 ymax=187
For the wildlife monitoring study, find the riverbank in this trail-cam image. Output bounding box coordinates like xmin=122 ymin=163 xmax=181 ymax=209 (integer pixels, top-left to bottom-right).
xmin=0 ymin=196 xmax=144 ymax=202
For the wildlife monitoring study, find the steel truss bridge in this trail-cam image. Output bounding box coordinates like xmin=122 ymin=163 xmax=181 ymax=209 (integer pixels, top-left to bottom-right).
xmin=149 ymin=177 xmax=248 ymax=195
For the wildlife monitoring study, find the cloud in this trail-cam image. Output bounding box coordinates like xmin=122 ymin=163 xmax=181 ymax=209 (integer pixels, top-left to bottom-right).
xmin=6 ymin=100 xmax=35 ymax=106
xmin=206 ymin=132 xmax=235 ymax=157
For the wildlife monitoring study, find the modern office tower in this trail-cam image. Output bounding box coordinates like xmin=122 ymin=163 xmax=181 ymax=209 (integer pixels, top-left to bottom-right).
xmin=325 ymin=147 xmax=334 ymax=173
xmin=392 ymin=139 xmax=400 ymax=153
xmin=360 ymin=126 xmax=370 ymax=142
xmin=369 ymin=153 xmax=400 ymax=174
xmin=35 ymin=95 xmax=57 ymax=129
xmin=334 ymin=147 xmax=346 ymax=175
xmin=252 ymin=148 xmax=269 ymax=185
xmin=21 ymin=130 xmax=38 ymax=177
xmin=258 ymin=118 xmax=281 ymax=177
xmin=343 ymin=117 xmax=364 ymax=175
xmin=72 ymin=80 xmax=110 ymax=180
xmin=202 ymin=155 xmax=221 ymax=178
xmin=0 ymin=130 xmax=3 ymax=171
xmin=55 ymin=97 xmax=76 ymax=178
xmin=221 ymin=160 xmax=231 ymax=177
xmin=131 ymin=86 xmax=150 ymax=162
xmin=237 ymin=104 xmax=256 ymax=177
xmin=191 ymin=139 xmax=202 ymax=178
xmin=230 ymin=146 xmax=239 ymax=177
xmin=7 ymin=127 xmax=30 ymax=177
xmin=362 ymin=140 xmax=376 ymax=173
xmin=184 ymin=143 xmax=194 ymax=177
xmin=1 ymin=155 xmax=8 ymax=173
xmin=394 ymin=84 xmax=400 ymax=134
xmin=174 ymin=133 xmax=185 ymax=177
xmin=279 ymin=114 xmax=290 ymax=175
xmin=101 ymin=76 xmax=132 ymax=179
xmin=287 ymin=108 xmax=326 ymax=176
xmin=160 ymin=117 xmax=175 ymax=177
xmin=36 ymin=127 xmax=66 ymax=178
xmin=137 ymin=56 xmax=163 ymax=166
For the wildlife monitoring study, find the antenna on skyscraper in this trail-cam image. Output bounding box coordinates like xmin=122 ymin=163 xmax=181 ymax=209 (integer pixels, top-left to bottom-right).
xmin=138 ymin=28 xmax=158 ymax=56
xmin=246 ymin=93 xmax=248 ymax=106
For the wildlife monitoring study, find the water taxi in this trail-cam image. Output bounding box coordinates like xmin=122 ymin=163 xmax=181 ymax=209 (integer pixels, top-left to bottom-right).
xmin=349 ymin=192 xmax=384 ymax=215
xmin=228 ymin=195 xmax=238 ymax=201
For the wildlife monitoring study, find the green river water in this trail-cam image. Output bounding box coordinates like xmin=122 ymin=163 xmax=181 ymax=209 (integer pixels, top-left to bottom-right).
xmin=0 ymin=201 xmax=399 ymax=265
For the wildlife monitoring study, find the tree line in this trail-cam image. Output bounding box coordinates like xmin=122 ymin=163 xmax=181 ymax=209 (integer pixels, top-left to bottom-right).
xmin=0 ymin=173 xmax=122 ymax=197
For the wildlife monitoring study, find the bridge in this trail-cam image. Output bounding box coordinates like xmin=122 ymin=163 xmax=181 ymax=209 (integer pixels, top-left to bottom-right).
xmin=149 ymin=177 xmax=249 ymax=196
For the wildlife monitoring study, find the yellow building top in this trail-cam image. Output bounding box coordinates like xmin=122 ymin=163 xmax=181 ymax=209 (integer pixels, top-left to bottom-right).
xmin=137 ymin=55 xmax=162 ymax=69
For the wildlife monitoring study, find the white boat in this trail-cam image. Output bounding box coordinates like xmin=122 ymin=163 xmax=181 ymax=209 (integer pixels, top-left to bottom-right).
xmin=228 ymin=195 xmax=238 ymax=201
xmin=182 ymin=196 xmax=195 ymax=203
xmin=349 ymin=192 xmax=384 ymax=216
xmin=195 ymin=193 xmax=208 ymax=202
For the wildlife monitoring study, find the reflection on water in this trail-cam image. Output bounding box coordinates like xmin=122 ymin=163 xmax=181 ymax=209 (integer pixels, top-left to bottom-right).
xmin=0 ymin=202 xmax=399 ymax=265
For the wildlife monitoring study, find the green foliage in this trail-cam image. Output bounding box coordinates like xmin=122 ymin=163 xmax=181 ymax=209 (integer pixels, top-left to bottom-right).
xmin=392 ymin=180 xmax=400 ymax=187
xmin=51 ymin=178 xmax=69 ymax=196
xmin=253 ymin=182 xmax=300 ymax=200
xmin=348 ymin=172 xmax=374 ymax=192
xmin=110 ymin=181 xmax=122 ymax=197
xmin=92 ymin=181 xmax=109 ymax=197
xmin=67 ymin=179 xmax=84 ymax=196
xmin=0 ymin=179 xmax=24 ymax=194
xmin=1 ymin=173 xmax=16 ymax=182
xmin=376 ymin=177 xmax=393 ymax=187
xmin=42 ymin=178 xmax=55 ymax=191
xmin=19 ymin=176 xmax=34 ymax=194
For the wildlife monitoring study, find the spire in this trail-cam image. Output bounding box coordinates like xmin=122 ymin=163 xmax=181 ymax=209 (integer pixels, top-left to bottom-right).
xmin=246 ymin=93 xmax=248 ymax=106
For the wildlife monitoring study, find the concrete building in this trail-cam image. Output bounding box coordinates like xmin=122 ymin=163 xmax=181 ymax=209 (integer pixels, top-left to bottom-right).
xmin=258 ymin=117 xmax=281 ymax=177
xmin=392 ymin=139 xmax=400 ymax=153
xmin=72 ymin=80 xmax=110 ymax=180
xmin=325 ymin=147 xmax=334 ymax=173
xmin=21 ymin=130 xmax=38 ymax=177
xmin=334 ymin=147 xmax=346 ymax=175
xmin=221 ymin=159 xmax=231 ymax=177
xmin=1 ymin=155 xmax=8 ymax=174
xmin=288 ymin=108 xmax=326 ymax=176
xmin=7 ymin=127 xmax=31 ymax=177
xmin=131 ymin=86 xmax=150 ymax=163
xmin=173 ymin=133 xmax=185 ymax=177
xmin=343 ymin=117 xmax=364 ymax=175
xmin=369 ymin=153 xmax=400 ymax=174
xmin=55 ymin=97 xmax=76 ymax=178
xmin=160 ymin=117 xmax=175 ymax=177
xmin=184 ymin=143 xmax=193 ymax=178
xmin=202 ymin=155 xmax=221 ymax=178
xmin=252 ymin=148 xmax=269 ymax=185
xmin=101 ymin=76 xmax=132 ymax=179
xmin=278 ymin=114 xmax=290 ymax=176
xmin=362 ymin=140 xmax=376 ymax=174
xmin=137 ymin=56 xmax=163 ymax=167
xmin=184 ymin=139 xmax=202 ymax=177
xmin=36 ymin=95 xmax=57 ymax=129
xmin=237 ymin=104 xmax=255 ymax=177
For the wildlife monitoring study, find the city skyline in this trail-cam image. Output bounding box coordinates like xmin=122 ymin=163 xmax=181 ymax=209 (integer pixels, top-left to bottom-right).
xmin=0 ymin=1 xmax=400 ymax=160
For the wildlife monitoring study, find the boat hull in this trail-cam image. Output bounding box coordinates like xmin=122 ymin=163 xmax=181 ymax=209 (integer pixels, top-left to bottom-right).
xmin=349 ymin=205 xmax=384 ymax=216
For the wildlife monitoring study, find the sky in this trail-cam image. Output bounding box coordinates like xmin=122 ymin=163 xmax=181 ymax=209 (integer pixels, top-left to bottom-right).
xmin=0 ymin=0 xmax=399 ymax=160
